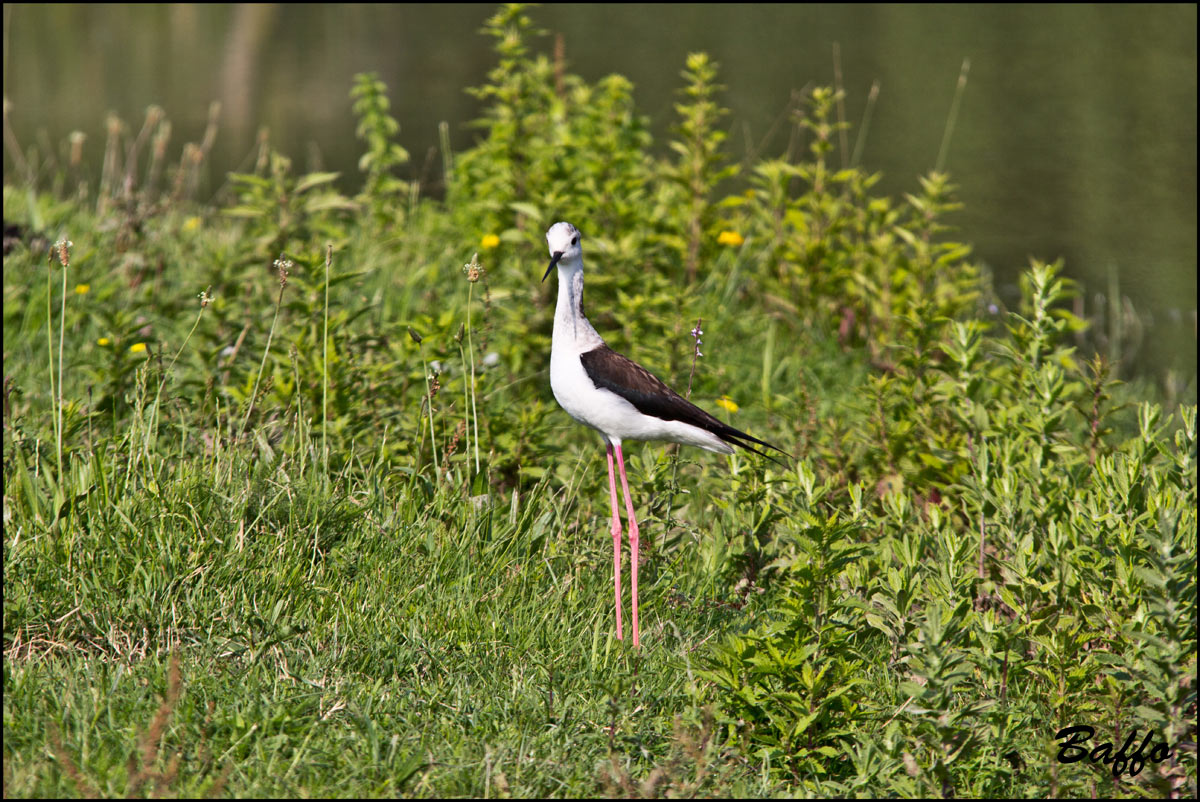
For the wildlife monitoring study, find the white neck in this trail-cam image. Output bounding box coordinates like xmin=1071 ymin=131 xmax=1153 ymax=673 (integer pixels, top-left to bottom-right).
xmin=553 ymin=258 xmax=604 ymax=350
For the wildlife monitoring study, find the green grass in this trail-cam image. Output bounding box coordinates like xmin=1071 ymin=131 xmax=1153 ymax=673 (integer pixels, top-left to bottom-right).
xmin=4 ymin=5 xmax=1196 ymax=797
xmin=4 ymin=433 xmax=788 ymax=796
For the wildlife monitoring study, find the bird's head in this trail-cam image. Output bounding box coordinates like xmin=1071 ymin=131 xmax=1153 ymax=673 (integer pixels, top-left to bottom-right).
xmin=543 ymin=221 xmax=582 ymax=281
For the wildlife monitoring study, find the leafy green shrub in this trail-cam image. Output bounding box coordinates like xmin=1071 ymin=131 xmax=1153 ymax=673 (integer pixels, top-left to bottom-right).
xmin=697 ymin=260 xmax=1196 ymax=795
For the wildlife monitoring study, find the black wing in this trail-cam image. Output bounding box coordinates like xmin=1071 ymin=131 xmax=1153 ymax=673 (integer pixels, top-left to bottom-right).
xmin=579 ymin=345 xmax=789 ymax=463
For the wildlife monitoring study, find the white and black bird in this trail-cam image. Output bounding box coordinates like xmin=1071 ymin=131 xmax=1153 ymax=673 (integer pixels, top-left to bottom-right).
xmin=543 ymin=221 xmax=787 ymax=647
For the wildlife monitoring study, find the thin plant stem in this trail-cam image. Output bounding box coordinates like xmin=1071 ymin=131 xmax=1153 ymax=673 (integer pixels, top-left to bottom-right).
xmin=686 ymin=317 xmax=702 ymax=400
xmin=49 ymin=239 xmax=72 ymax=484
xmin=459 ymin=331 xmax=470 ymax=481
xmin=935 ymin=58 xmax=970 ymax=173
xmin=667 ymin=317 xmax=706 ymax=529
xmin=851 ymin=81 xmax=880 ymax=169
xmin=241 ymin=258 xmax=290 ymax=438
xmin=832 ymin=42 xmax=849 ymax=169
xmin=408 ymin=326 xmax=439 ymax=482
xmin=323 ymin=244 xmax=331 ymax=483
xmin=145 ymin=288 xmax=210 ymax=456
xmin=467 ymin=280 xmax=480 ymax=476
xmin=439 ymin=121 xmax=453 ymax=190
xmin=45 ymin=248 xmax=59 ymax=482
xmin=462 ymin=253 xmax=485 ymax=480
xmin=421 ymin=353 xmax=440 ymax=478
xmin=57 ymin=259 xmax=66 ymax=479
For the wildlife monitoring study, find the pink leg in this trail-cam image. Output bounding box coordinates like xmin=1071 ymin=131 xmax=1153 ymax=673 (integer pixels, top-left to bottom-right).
xmin=614 ymin=444 xmax=641 ymax=648
xmin=605 ymin=442 xmax=624 ymax=641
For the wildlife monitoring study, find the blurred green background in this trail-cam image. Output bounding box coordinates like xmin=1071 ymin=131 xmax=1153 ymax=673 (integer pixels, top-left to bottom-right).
xmin=4 ymin=3 xmax=1195 ymax=378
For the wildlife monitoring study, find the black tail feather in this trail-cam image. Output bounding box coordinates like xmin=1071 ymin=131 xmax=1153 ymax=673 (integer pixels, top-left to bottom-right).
xmin=716 ymin=425 xmax=792 ymax=467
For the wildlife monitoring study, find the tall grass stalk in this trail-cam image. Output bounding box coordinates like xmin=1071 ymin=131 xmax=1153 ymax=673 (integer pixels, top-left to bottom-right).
xmin=424 ymin=360 xmax=440 ymax=479
xmin=45 ymin=248 xmax=59 ymax=483
xmin=761 ymin=321 xmax=776 ymax=411
xmin=465 ymin=253 xmax=482 ymax=477
xmin=145 ymin=288 xmax=210 ymax=457
xmin=832 ymin=42 xmax=850 ymax=167
xmin=665 ymin=318 xmax=707 ymax=528
xmin=410 ymin=327 xmax=440 ymax=479
xmin=457 ymin=324 xmax=471 ymax=481
xmin=935 ymin=58 xmax=970 ymax=172
xmin=56 ymin=251 xmax=66 ymax=481
xmin=48 ymin=239 xmax=72 ymax=484
xmin=290 ymin=345 xmax=306 ymax=478
xmin=241 ymin=258 xmax=290 ymax=438
xmin=850 ymin=80 xmax=880 ymax=168
xmin=322 ymin=244 xmax=331 ymax=483
xmin=439 ymin=121 xmax=453 ymax=188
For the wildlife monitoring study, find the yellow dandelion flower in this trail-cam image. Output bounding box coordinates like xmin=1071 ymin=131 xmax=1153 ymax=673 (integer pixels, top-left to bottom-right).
xmin=97 ymin=337 xmax=111 ymax=347
xmin=717 ymin=230 xmax=744 ymax=247
xmin=715 ymin=395 xmax=739 ymax=413
xmin=182 ymin=216 xmax=202 ymax=233
xmin=480 ymin=233 xmax=500 ymax=250
xmin=74 ymin=283 xmax=90 ymax=295
xmin=130 ymin=343 xmax=147 ymax=354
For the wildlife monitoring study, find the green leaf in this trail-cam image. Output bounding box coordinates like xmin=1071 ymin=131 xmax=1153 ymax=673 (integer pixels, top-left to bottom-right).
xmin=294 ymin=171 xmax=343 ymax=193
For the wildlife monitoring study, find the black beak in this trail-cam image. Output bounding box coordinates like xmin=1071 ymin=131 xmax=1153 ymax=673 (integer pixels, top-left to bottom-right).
xmin=542 ymin=252 xmax=562 ymax=282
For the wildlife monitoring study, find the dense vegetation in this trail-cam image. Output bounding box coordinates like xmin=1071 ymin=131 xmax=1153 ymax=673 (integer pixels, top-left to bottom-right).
xmin=4 ymin=5 xmax=1195 ymax=797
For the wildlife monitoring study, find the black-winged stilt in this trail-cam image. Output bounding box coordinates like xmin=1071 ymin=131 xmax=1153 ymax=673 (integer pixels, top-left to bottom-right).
xmin=543 ymin=221 xmax=787 ymax=648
